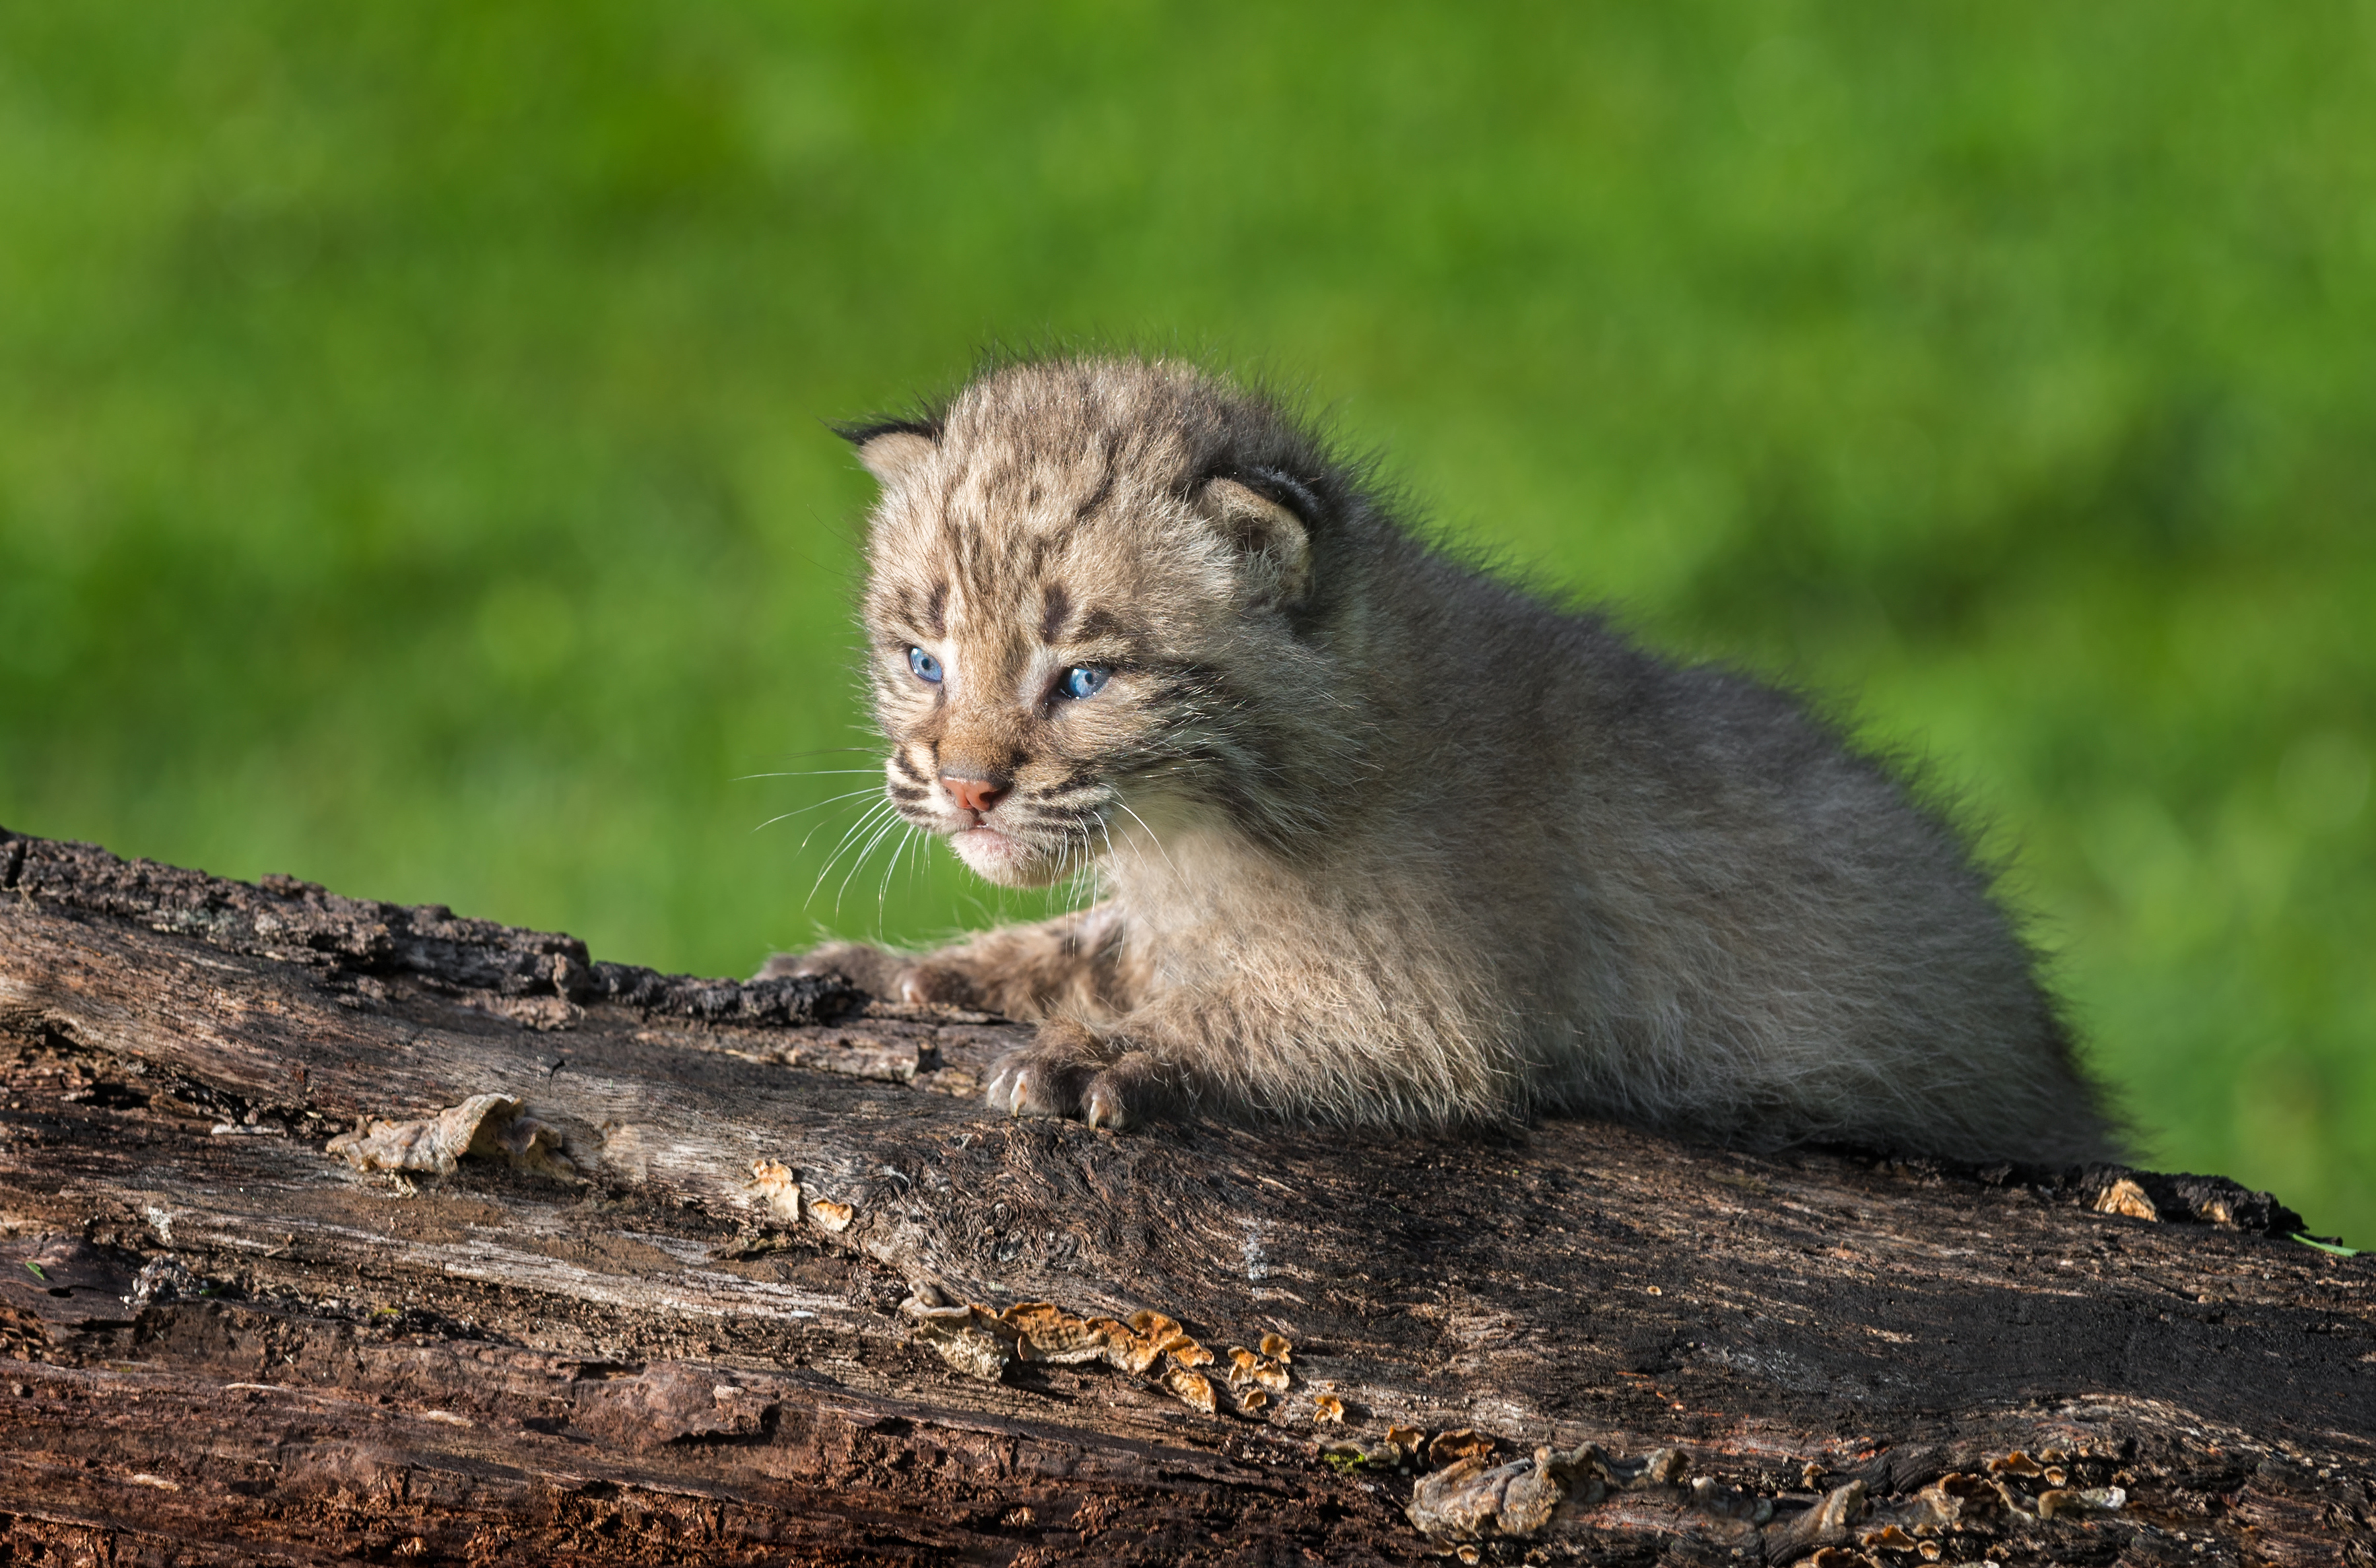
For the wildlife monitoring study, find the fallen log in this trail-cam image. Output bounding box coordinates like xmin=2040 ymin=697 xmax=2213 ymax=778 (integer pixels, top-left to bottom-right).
xmin=0 ymin=825 xmax=2369 ymax=1565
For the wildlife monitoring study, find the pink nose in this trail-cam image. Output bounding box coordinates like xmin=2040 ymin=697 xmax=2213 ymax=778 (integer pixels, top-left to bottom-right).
xmin=940 ymin=776 xmax=1008 ymax=815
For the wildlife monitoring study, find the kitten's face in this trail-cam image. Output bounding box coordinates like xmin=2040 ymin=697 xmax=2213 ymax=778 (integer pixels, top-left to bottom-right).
xmin=849 ymin=364 xmax=1315 ymax=888
xmin=864 ymin=523 xmax=1182 ymax=888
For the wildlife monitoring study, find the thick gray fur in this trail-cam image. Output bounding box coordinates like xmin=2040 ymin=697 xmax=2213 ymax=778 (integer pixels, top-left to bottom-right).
xmin=773 ymin=356 xmax=2119 ymax=1165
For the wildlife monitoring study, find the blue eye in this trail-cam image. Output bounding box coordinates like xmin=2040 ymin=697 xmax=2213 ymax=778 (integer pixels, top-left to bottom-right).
xmin=1060 ymin=665 xmax=1109 ymax=700
xmin=908 ymin=647 xmax=942 ymax=684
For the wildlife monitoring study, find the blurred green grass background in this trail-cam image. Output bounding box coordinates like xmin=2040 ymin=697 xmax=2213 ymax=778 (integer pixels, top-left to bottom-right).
xmin=2 ymin=3 xmax=2369 ymax=1235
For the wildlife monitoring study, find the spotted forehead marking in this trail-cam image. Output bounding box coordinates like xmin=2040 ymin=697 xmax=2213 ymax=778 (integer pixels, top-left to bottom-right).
xmin=884 ymin=414 xmax=1164 ymax=667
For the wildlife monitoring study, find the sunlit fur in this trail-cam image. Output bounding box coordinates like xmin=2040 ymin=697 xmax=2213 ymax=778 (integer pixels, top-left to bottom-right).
xmin=770 ymin=356 xmax=2120 ymax=1163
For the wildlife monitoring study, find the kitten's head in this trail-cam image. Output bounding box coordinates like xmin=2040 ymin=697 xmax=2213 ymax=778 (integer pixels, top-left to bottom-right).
xmin=846 ymin=358 xmax=1354 ymax=887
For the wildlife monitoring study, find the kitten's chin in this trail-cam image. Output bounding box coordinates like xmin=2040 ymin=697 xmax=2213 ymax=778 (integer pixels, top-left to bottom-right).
xmin=949 ymin=826 xmax=1063 ymax=888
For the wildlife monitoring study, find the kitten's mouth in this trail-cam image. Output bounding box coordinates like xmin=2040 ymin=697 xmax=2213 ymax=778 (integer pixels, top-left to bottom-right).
xmin=949 ymin=822 xmax=1059 ymax=888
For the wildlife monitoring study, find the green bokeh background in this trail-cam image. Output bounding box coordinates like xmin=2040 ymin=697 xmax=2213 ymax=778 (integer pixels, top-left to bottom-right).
xmin=3 ymin=5 xmax=2369 ymax=1235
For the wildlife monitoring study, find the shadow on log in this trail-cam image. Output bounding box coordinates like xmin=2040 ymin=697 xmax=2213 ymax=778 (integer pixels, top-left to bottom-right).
xmin=0 ymin=826 xmax=2370 ymax=1565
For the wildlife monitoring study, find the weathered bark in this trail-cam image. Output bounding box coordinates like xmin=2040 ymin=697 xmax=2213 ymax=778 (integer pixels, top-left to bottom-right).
xmin=0 ymin=826 xmax=2369 ymax=1567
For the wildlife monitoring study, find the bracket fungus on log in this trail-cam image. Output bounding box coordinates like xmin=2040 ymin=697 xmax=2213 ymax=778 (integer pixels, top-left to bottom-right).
xmin=0 ymin=824 xmax=2371 ymax=1565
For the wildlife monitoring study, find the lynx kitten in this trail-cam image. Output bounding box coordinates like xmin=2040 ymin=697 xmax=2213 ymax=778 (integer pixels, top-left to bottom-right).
xmin=768 ymin=357 xmax=2117 ymax=1164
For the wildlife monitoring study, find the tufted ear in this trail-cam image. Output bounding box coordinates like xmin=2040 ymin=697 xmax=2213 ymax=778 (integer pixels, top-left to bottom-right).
xmin=836 ymin=419 xmax=939 ymax=488
xmin=1198 ymin=476 xmax=1312 ymax=607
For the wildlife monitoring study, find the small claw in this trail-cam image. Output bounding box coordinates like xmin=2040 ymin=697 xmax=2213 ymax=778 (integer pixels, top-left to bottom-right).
xmin=1083 ymin=1081 xmax=1130 ymax=1132
xmin=1002 ymin=1068 xmax=1036 ymax=1117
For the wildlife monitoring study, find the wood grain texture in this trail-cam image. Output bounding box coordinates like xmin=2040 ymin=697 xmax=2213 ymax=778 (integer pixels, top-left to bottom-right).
xmin=1 ymin=826 xmax=2369 ymax=1565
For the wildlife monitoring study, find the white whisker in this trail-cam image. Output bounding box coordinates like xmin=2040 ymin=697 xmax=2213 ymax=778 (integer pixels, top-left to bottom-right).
xmin=807 ymin=799 xmax=898 ymax=906
xmin=735 ymin=768 xmax=892 ymax=781
xmin=752 ymin=787 xmax=888 ymax=832
xmin=1113 ymin=799 xmax=1181 ymax=880
xmin=836 ymin=807 xmax=908 ymax=913
xmin=878 ymin=822 xmax=923 ymax=917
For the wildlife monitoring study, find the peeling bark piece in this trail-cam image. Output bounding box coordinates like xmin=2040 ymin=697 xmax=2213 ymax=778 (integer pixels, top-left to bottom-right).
xmin=922 ymin=1327 xmax=1012 ymax=1380
xmin=1404 ymin=1439 xmax=1679 ymax=1542
xmin=1690 ymin=1476 xmax=1774 ymax=1523
xmin=2077 ymin=1167 xmax=2307 ymax=1231
xmin=1930 ymin=1472 xmax=2000 ymax=1515
xmin=2095 ymin=1177 xmax=2160 ymax=1221
xmin=1629 ymin=1446 xmax=1687 ymax=1487
xmin=906 ymin=1302 xmax=1018 ymax=1381
xmin=1406 ymin=1454 xmax=1558 ymax=1540
xmin=774 ymin=1032 xmax=923 ymax=1083
xmin=2 ymin=830 xmax=862 ymax=1026
xmin=2036 ymin=1485 xmax=2125 ymax=1519
xmin=123 ymin=1255 xmax=220 ymax=1309
xmin=1405 ymin=1444 xmax=1610 ymax=1542
xmin=1760 ymin=1480 xmax=1868 ymax=1562
xmin=1878 ymin=1474 xmax=1983 ymax=1534
xmin=1990 ymin=1476 xmax=2035 ymax=1515
xmin=323 ymin=1092 xmax=574 ymax=1179
xmin=1426 ymin=1429 xmax=1496 ymax=1467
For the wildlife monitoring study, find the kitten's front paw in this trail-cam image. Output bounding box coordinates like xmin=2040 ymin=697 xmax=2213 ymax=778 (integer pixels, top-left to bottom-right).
xmin=985 ymin=1029 xmax=1103 ymax=1121
xmin=756 ymin=943 xmax=976 ymax=1007
xmin=985 ymin=1020 xmax=1172 ymax=1131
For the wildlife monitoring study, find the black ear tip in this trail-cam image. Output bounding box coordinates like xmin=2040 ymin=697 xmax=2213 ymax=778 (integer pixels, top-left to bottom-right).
xmin=832 ymin=416 xmax=942 ymax=447
xmin=1203 ymin=464 xmax=1323 ymax=525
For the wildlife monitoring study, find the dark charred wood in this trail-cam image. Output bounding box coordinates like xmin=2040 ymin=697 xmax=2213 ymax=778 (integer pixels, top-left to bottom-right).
xmin=0 ymin=825 xmax=2369 ymax=1566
